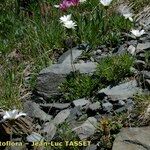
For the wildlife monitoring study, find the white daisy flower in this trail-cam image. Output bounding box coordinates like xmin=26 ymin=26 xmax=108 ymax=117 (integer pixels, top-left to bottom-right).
xmin=60 ymin=14 xmax=72 ymax=23
xmin=100 ymin=0 xmax=113 ymax=6
xmin=63 ymin=20 xmax=77 ymax=29
xmin=3 ymin=109 xmax=26 ymax=120
xmin=131 ymin=29 xmax=145 ymax=37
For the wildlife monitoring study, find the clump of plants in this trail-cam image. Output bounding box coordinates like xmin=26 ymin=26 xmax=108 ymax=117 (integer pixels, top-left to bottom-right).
xmin=96 ymin=117 xmax=123 ymax=149
xmin=96 ymin=53 xmax=134 ymax=83
xmin=59 ymin=72 xmax=100 ymax=101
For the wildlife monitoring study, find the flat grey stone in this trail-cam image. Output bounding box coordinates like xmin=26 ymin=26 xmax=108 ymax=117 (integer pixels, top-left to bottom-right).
xmin=99 ymin=80 xmax=142 ymax=101
xmin=39 ymin=62 xmax=96 ymax=75
xmin=42 ymin=122 xmax=56 ymax=140
xmin=39 ymin=103 xmax=70 ymax=110
xmin=26 ymin=132 xmax=44 ymax=142
xmin=23 ymin=101 xmax=52 ymax=121
xmin=114 ymin=99 xmax=133 ymax=112
xmin=117 ymin=44 xmax=128 ymax=54
xmin=112 ymin=127 xmax=150 ymax=150
xmin=53 ymin=109 xmax=70 ymax=125
xmin=125 ymin=99 xmax=135 ymax=110
xmin=36 ymin=72 xmax=65 ymax=99
xmin=88 ymin=102 xmax=101 ymax=111
xmin=72 ymin=117 xmax=97 ymax=140
xmin=118 ymin=100 xmax=126 ymax=106
xmin=127 ymin=45 xmax=136 ymax=55
xmin=67 ymin=107 xmax=82 ymax=121
xmin=72 ymin=98 xmax=90 ymax=107
xmin=137 ymin=42 xmax=150 ymax=51
xmin=115 ymin=107 xmax=127 ymax=113
xmin=141 ymin=71 xmax=150 ymax=79
xmin=102 ymin=102 xmax=113 ymax=112
xmin=127 ymin=40 xmax=138 ymax=47
xmin=58 ymin=48 xmax=82 ymax=64
xmin=36 ymin=62 xmax=96 ymax=99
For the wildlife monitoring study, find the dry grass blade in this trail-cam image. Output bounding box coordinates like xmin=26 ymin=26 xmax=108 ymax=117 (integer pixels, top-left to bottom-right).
xmin=116 ymin=0 xmax=134 ymax=12
xmin=135 ymin=6 xmax=150 ymax=27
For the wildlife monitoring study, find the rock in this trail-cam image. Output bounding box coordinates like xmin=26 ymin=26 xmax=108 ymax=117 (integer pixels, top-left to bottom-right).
xmin=36 ymin=62 xmax=96 ymax=99
xmin=67 ymin=107 xmax=82 ymax=121
xmin=130 ymin=67 xmax=138 ymax=74
xmin=113 ymin=100 xmax=126 ymax=110
xmin=145 ymin=79 xmax=150 ymax=90
xmin=72 ymin=117 xmax=97 ymax=140
xmin=72 ymin=98 xmax=90 ymax=107
xmin=134 ymin=60 xmax=146 ymax=70
xmin=53 ymin=109 xmax=70 ymax=125
xmin=141 ymin=71 xmax=150 ymax=79
xmin=36 ymin=72 xmax=65 ymax=99
xmin=127 ymin=45 xmax=136 ymax=55
xmin=39 ymin=62 xmax=96 ymax=75
xmin=85 ymin=144 xmax=97 ymax=150
xmin=98 ymin=80 xmax=142 ymax=101
xmin=96 ymin=49 xmax=102 ymax=54
xmin=102 ymin=102 xmax=113 ymax=112
xmin=23 ymin=101 xmax=52 ymax=121
xmin=117 ymin=44 xmax=128 ymax=54
xmin=87 ymin=102 xmax=101 ymax=116
xmin=115 ymin=99 xmax=134 ymax=113
xmin=137 ymin=42 xmax=150 ymax=51
xmin=112 ymin=127 xmax=150 ymax=150
xmin=88 ymin=102 xmax=101 ymax=111
xmin=78 ymin=114 xmax=88 ymax=122
xmin=125 ymin=99 xmax=135 ymax=110
xmin=42 ymin=122 xmax=56 ymax=140
xmin=127 ymin=40 xmax=138 ymax=47
xmin=40 ymin=103 xmax=70 ymax=110
xmin=115 ymin=107 xmax=127 ymax=113
xmin=26 ymin=132 xmax=44 ymax=142
xmin=93 ymin=49 xmax=102 ymax=56
xmin=58 ymin=48 xmax=82 ymax=65
xmin=118 ymin=100 xmax=126 ymax=106
xmin=136 ymin=53 xmax=145 ymax=61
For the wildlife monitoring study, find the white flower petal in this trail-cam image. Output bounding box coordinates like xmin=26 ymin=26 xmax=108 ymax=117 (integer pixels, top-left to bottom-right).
xmin=79 ymin=0 xmax=86 ymax=3
xmin=63 ymin=20 xmax=77 ymax=29
xmin=129 ymin=17 xmax=133 ymax=22
xmin=100 ymin=0 xmax=112 ymax=6
xmin=15 ymin=112 xmax=27 ymax=119
xmin=54 ymin=5 xmax=60 ymax=8
xmin=60 ymin=14 xmax=72 ymax=23
xmin=3 ymin=109 xmax=27 ymax=120
xmin=131 ymin=29 xmax=145 ymax=37
xmin=3 ymin=115 xmax=10 ymax=120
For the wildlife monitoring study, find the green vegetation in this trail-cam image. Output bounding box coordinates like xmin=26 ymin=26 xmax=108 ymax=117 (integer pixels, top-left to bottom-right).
xmin=0 ymin=0 xmax=148 ymax=109
xmin=145 ymin=51 xmax=150 ymax=66
xmin=60 ymin=54 xmax=134 ymax=102
xmin=59 ymin=72 xmax=100 ymax=101
xmin=96 ymin=53 xmax=134 ymax=83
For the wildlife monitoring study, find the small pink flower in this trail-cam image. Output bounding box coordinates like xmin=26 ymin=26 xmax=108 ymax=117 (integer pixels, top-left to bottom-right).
xmin=59 ymin=0 xmax=79 ymax=11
